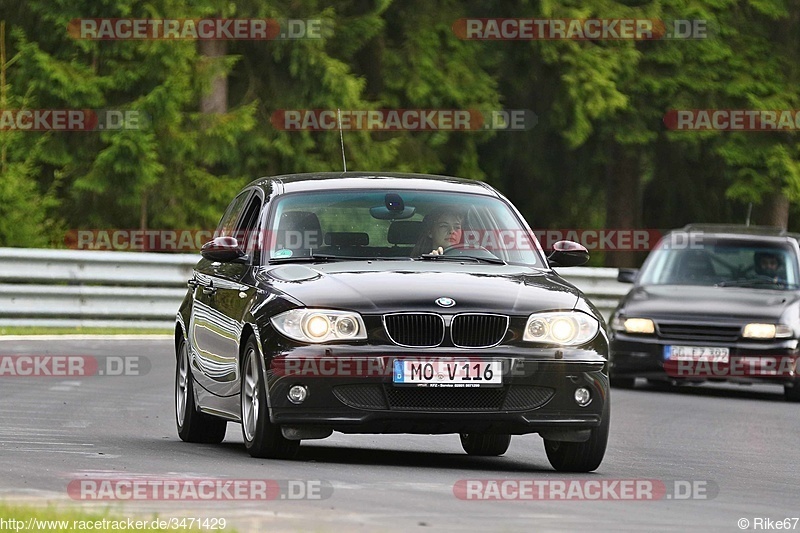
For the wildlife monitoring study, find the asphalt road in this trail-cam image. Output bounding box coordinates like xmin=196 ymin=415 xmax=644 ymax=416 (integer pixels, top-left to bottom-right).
xmin=0 ymin=338 xmax=797 ymax=532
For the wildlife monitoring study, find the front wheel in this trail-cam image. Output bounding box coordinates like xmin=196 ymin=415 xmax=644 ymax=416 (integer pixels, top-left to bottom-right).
xmin=544 ymin=400 xmax=609 ymax=472
xmin=460 ymin=433 xmax=511 ymax=456
xmin=240 ymin=336 xmax=300 ymax=459
xmin=175 ymin=338 xmax=227 ymax=443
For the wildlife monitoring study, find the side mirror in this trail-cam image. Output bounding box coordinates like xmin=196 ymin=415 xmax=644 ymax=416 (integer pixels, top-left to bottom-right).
xmin=548 ymin=240 xmax=589 ymax=267
xmin=617 ymin=268 xmax=638 ymax=283
xmin=201 ymin=236 xmax=247 ymax=263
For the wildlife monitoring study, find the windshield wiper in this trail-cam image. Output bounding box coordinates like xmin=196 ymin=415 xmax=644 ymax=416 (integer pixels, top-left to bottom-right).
xmin=716 ymin=278 xmax=799 ymax=289
xmin=269 ymin=254 xmax=412 ymax=264
xmin=418 ymin=253 xmax=506 ymax=265
xmin=268 ymin=253 xmax=349 ymax=264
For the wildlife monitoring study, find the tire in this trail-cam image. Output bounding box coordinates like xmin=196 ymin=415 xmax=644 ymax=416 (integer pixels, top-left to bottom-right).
xmin=785 ymin=382 xmax=800 ymax=403
xmin=240 ymin=336 xmax=300 ymax=459
xmin=175 ymin=338 xmax=227 ymax=444
xmin=646 ymin=378 xmax=675 ymax=390
xmin=460 ymin=433 xmax=511 ymax=456
xmin=544 ymin=399 xmax=610 ymax=472
xmin=610 ymin=376 xmax=635 ymax=389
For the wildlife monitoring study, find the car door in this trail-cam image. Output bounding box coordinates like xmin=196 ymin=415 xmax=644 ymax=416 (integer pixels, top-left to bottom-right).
xmin=190 ymin=189 xmax=263 ymax=399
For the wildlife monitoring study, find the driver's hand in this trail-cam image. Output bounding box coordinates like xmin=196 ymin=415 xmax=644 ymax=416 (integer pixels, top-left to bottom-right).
xmin=430 ymin=247 xmax=444 ymax=255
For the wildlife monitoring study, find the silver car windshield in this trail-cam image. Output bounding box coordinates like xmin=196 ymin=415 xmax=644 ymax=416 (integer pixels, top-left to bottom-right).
xmin=639 ymin=236 xmax=799 ymax=289
xmin=264 ymin=189 xmax=545 ymax=267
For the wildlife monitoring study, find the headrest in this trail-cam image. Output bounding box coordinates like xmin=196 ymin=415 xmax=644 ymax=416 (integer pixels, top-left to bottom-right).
xmin=276 ymin=211 xmax=322 ymax=250
xmin=388 ymin=220 xmax=423 ymax=245
xmin=324 ymin=232 xmax=369 ymax=246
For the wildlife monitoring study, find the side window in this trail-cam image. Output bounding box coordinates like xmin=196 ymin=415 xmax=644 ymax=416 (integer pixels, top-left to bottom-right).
xmin=216 ymin=192 xmax=251 ymax=238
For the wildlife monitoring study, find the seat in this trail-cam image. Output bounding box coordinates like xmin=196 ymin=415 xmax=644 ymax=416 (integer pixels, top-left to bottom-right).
xmin=275 ymin=211 xmax=322 ymax=256
xmin=386 ymin=220 xmax=423 ymax=256
xmin=324 ymin=232 xmax=369 ymax=247
xmin=388 ymin=220 xmax=423 ymax=245
xmin=674 ymin=251 xmax=716 ymax=283
xmin=322 ymin=232 xmax=370 ymax=257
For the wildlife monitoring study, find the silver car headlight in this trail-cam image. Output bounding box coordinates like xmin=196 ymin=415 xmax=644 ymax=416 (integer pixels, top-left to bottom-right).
xmin=271 ymin=309 xmax=367 ymax=343
xmin=523 ymin=311 xmax=599 ymax=346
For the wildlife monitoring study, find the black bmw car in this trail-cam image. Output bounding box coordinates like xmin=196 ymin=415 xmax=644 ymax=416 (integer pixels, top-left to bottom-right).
xmin=175 ymin=172 xmax=610 ymax=472
xmin=610 ymin=225 xmax=800 ymax=401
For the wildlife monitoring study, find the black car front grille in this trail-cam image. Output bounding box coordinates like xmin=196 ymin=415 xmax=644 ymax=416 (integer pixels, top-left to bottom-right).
xmin=451 ymin=314 xmax=509 ymax=348
xmin=332 ymin=384 xmax=555 ymax=412
xmin=383 ymin=313 xmax=445 ymax=347
xmin=657 ymin=323 xmax=741 ymax=342
xmin=502 ymin=385 xmax=555 ymax=410
xmin=383 ymin=313 xmax=509 ymax=348
xmin=385 ymin=386 xmax=506 ymax=411
xmin=333 ymin=384 xmax=388 ymax=410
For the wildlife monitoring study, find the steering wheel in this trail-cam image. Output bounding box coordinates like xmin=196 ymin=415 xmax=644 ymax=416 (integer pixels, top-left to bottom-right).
xmin=442 ymin=243 xmax=499 ymax=259
xmin=751 ymin=274 xmax=784 ymax=283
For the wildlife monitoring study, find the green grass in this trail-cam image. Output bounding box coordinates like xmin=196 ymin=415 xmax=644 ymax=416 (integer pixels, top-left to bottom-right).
xmin=0 ymin=502 xmax=234 ymax=532
xmin=0 ymin=327 xmax=172 ymax=336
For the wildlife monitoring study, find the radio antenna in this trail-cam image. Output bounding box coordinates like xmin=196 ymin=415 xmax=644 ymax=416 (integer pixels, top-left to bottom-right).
xmin=337 ymin=108 xmax=347 ymax=172
xmin=745 ymin=202 xmax=752 ymax=226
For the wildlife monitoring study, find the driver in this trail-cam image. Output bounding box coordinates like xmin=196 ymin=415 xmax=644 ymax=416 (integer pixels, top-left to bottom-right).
xmin=411 ymin=210 xmax=463 ymax=256
xmin=754 ymin=251 xmax=784 ymax=280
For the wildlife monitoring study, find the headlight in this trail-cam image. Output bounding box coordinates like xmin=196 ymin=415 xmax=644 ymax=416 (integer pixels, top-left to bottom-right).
xmin=742 ymin=323 xmax=793 ymax=339
xmin=271 ymin=309 xmax=367 ymax=343
xmin=523 ymin=312 xmax=599 ymax=346
xmin=611 ymin=316 xmax=656 ymax=335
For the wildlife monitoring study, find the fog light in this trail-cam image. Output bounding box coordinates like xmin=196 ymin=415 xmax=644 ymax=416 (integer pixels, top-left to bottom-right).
xmin=288 ymin=384 xmax=308 ymax=404
xmin=574 ymin=387 xmax=592 ymax=407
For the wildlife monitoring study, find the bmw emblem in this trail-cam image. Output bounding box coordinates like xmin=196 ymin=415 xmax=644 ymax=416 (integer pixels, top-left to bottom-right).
xmin=435 ymin=297 xmax=456 ymax=308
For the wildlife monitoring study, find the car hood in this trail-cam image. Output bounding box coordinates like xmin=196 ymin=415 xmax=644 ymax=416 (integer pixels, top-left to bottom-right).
xmin=620 ymin=285 xmax=800 ymax=321
xmin=259 ymin=262 xmax=581 ymax=314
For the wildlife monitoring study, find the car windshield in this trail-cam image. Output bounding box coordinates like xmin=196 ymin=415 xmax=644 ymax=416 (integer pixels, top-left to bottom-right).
xmin=264 ymin=189 xmax=545 ymax=267
xmin=638 ymin=236 xmax=800 ymax=289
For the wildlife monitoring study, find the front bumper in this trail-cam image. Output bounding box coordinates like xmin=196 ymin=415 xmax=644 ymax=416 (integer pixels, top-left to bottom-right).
xmin=264 ymin=344 xmax=608 ymax=436
xmin=610 ymin=332 xmax=799 ymax=384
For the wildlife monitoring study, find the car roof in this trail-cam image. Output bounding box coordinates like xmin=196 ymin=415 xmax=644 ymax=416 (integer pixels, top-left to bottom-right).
xmin=244 ymin=172 xmax=499 ymax=197
xmin=670 ymin=224 xmax=800 ymax=243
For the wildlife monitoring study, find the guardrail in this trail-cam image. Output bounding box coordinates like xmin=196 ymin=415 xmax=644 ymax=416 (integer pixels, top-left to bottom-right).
xmin=554 ymin=266 xmax=629 ymax=321
xmin=0 ymin=248 xmax=628 ymax=329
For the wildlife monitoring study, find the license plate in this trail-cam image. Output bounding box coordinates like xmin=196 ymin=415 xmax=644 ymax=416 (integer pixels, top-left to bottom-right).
xmin=664 ymin=345 xmax=730 ymax=362
xmin=392 ymin=359 xmax=503 ymax=387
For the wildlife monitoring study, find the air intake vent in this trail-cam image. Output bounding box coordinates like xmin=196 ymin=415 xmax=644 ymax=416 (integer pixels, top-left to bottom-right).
xmin=384 ymin=386 xmax=507 ymax=411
